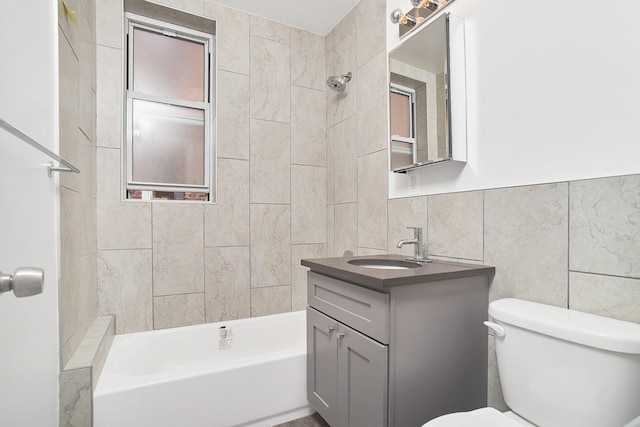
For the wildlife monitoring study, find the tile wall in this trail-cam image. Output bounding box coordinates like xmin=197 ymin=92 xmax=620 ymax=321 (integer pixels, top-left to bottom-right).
xmin=59 ymin=315 xmax=114 ymax=426
xmin=326 ymin=0 xmax=389 ymax=257
xmin=59 ymin=0 xmax=99 ymax=368
xmin=95 ymin=0 xmax=328 ymax=332
xmin=386 ymin=175 xmax=640 ymax=409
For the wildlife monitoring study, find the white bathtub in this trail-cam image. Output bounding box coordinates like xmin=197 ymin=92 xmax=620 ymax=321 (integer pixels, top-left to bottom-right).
xmin=94 ymin=311 xmax=312 ymax=427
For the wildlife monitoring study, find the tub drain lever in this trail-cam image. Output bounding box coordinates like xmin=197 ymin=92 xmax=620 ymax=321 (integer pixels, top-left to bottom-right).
xmin=219 ymin=325 xmax=233 ymax=350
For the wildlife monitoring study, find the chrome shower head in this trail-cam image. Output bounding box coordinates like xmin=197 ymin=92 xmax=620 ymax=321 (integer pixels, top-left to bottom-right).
xmin=326 ymin=72 xmax=352 ymax=92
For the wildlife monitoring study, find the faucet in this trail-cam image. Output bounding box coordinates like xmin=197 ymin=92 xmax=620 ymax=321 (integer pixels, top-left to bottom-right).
xmin=397 ymin=226 xmax=430 ymax=263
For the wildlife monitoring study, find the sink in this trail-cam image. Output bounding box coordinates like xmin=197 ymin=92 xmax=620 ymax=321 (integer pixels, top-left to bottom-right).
xmin=348 ymin=259 xmax=422 ymax=270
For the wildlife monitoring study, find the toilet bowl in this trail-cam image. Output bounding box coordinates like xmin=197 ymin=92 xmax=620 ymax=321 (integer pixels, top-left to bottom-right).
xmin=422 ymin=298 xmax=640 ymax=427
xmin=424 ymin=408 xmax=534 ymax=427
xmin=426 ymin=408 xmax=640 ymax=427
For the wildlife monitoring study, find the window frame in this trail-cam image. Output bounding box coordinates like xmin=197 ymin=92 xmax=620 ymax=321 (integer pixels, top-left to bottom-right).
xmin=390 ymin=82 xmax=417 ymax=163
xmin=123 ymin=12 xmax=214 ymax=199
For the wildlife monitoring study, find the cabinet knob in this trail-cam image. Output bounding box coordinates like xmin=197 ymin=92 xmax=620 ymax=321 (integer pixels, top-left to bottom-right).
xmin=327 ymin=326 xmax=335 ymax=334
xmin=337 ymin=332 xmax=345 ymax=340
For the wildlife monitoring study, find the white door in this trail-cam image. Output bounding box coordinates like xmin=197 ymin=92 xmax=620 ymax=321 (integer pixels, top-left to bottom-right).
xmin=0 ymin=0 xmax=61 ymax=425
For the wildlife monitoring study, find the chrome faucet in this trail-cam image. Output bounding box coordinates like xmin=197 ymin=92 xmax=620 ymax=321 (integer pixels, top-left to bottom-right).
xmin=397 ymin=226 xmax=430 ymax=263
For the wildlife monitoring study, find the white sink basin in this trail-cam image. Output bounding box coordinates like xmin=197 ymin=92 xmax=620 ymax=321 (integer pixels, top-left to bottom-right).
xmin=354 ymin=264 xmax=412 ymax=270
xmin=348 ymin=259 xmax=422 ymax=270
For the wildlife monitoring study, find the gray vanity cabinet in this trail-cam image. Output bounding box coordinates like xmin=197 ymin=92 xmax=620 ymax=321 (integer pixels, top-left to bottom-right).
xmin=304 ymin=262 xmax=492 ymax=427
xmin=336 ymin=318 xmax=388 ymax=427
xmin=307 ymin=308 xmax=338 ymax=426
xmin=307 ymin=307 xmax=388 ymax=427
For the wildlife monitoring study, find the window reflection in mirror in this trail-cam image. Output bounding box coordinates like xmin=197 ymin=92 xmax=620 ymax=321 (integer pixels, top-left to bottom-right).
xmin=389 ymin=13 xmax=450 ymax=172
xmin=390 ymin=83 xmax=416 ymax=170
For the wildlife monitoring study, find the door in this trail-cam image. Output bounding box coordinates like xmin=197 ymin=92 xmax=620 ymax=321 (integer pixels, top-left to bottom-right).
xmin=337 ymin=323 xmax=388 ymax=427
xmin=307 ymin=307 xmax=339 ymax=426
xmin=0 ymin=0 xmax=60 ymax=425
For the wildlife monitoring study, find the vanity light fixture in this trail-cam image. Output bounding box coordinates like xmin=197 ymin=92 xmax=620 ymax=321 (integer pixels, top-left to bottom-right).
xmin=391 ymin=0 xmax=455 ymax=39
xmin=390 ymin=8 xmax=418 ymax=27
xmin=411 ymin=0 xmax=440 ymax=11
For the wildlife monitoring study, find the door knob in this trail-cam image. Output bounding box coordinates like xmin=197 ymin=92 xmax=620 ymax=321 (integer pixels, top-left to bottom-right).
xmin=0 ymin=267 xmax=44 ymax=298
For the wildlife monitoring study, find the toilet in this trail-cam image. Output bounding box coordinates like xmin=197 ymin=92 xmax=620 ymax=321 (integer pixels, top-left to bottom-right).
xmin=424 ymin=298 xmax=640 ymax=427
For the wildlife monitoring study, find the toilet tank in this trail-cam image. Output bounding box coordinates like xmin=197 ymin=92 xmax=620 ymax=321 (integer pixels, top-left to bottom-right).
xmin=490 ymin=298 xmax=640 ymax=427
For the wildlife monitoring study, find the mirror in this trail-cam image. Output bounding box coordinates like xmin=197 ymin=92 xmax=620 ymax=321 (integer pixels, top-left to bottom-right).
xmin=389 ymin=13 xmax=465 ymax=172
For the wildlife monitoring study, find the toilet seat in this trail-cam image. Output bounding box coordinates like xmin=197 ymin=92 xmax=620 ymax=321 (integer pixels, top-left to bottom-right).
xmin=422 ymin=407 xmax=528 ymax=427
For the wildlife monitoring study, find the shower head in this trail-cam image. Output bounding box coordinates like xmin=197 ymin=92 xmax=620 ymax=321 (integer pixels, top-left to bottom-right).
xmin=326 ymin=72 xmax=352 ymax=92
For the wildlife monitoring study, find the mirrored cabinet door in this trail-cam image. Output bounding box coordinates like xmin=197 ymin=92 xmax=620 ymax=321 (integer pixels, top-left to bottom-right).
xmin=388 ymin=13 xmax=466 ymax=173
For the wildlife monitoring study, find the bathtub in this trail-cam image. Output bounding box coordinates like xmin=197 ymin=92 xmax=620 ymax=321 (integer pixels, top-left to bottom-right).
xmin=94 ymin=310 xmax=312 ymax=427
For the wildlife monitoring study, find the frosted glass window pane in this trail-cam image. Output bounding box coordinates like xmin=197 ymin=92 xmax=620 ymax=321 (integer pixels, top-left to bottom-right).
xmin=390 ymin=91 xmax=411 ymax=138
xmin=133 ymin=28 xmax=205 ymax=102
xmin=131 ymin=99 xmax=205 ymax=186
xmin=391 ymin=140 xmax=413 ymax=170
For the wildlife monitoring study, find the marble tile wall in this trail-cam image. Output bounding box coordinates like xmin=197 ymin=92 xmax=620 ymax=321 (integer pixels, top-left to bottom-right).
xmin=59 ymin=315 xmax=114 ymax=427
xmin=59 ymin=367 xmax=91 ymax=427
xmin=387 ymin=174 xmax=640 ymax=410
xmin=59 ymin=0 xmax=99 ymax=368
xmin=95 ymin=0 xmax=328 ymax=332
xmin=97 ymin=249 xmax=153 ymax=332
xmin=326 ymin=0 xmax=389 ymax=257
xmin=428 ymin=191 xmax=483 ymax=261
xmin=568 ymin=175 xmax=640 ymax=323
xmin=205 ymin=246 xmax=251 ymax=322
xmin=485 ymin=183 xmax=569 ymax=307
xmin=387 ymin=196 xmax=428 ymax=257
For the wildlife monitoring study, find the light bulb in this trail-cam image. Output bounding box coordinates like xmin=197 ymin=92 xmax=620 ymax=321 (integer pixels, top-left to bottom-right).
xmin=390 ymin=9 xmax=417 ymax=27
xmin=410 ymin=0 xmax=440 ymax=11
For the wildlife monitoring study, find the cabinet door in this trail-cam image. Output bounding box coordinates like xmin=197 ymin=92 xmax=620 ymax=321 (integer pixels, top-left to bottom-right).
xmin=307 ymin=307 xmax=338 ymax=426
xmin=337 ymin=323 xmax=388 ymax=427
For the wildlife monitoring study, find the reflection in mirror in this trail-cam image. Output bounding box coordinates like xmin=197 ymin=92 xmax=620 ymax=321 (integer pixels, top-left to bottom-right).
xmin=389 ymin=13 xmax=450 ymax=172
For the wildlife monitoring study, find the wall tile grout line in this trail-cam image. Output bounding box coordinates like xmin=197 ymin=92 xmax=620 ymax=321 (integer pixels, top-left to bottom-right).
xmin=202 ymin=203 xmax=206 ymax=322
xmin=289 ymin=38 xmax=293 ymax=312
xmin=570 ymin=270 xmax=640 ymax=281
xmin=151 ymin=203 xmax=155 ymax=330
xmin=567 ymin=181 xmax=571 ymax=309
xmin=481 ymin=190 xmax=486 ymax=266
xmin=247 ymin=24 xmax=253 ymax=317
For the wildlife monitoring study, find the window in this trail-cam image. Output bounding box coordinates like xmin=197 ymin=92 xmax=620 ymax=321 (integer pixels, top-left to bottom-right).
xmin=124 ymin=13 xmax=214 ymax=201
xmin=389 ymin=83 xmax=416 ymax=170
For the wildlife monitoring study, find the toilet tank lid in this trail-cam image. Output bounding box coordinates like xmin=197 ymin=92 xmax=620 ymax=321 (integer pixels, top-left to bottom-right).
xmin=489 ymin=298 xmax=640 ymax=354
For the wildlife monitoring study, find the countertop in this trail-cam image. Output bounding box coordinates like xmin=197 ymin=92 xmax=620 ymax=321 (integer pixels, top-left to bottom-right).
xmin=301 ymin=254 xmax=495 ymax=291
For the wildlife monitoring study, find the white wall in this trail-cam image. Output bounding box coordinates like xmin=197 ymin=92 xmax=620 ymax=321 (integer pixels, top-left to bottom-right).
xmin=0 ymin=0 xmax=60 ymax=425
xmin=387 ymin=0 xmax=640 ymax=197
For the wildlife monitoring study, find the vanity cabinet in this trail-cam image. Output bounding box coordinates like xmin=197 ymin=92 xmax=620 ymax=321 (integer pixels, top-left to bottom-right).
xmin=303 ymin=258 xmax=494 ymax=427
xmin=307 ymin=307 xmax=388 ymax=427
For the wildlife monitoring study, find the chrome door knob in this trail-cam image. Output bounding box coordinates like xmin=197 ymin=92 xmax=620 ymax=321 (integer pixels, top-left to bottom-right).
xmin=0 ymin=267 xmax=44 ymax=298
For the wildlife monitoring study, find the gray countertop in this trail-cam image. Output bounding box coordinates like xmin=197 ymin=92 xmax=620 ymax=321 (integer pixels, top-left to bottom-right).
xmin=301 ymin=254 xmax=495 ymax=291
